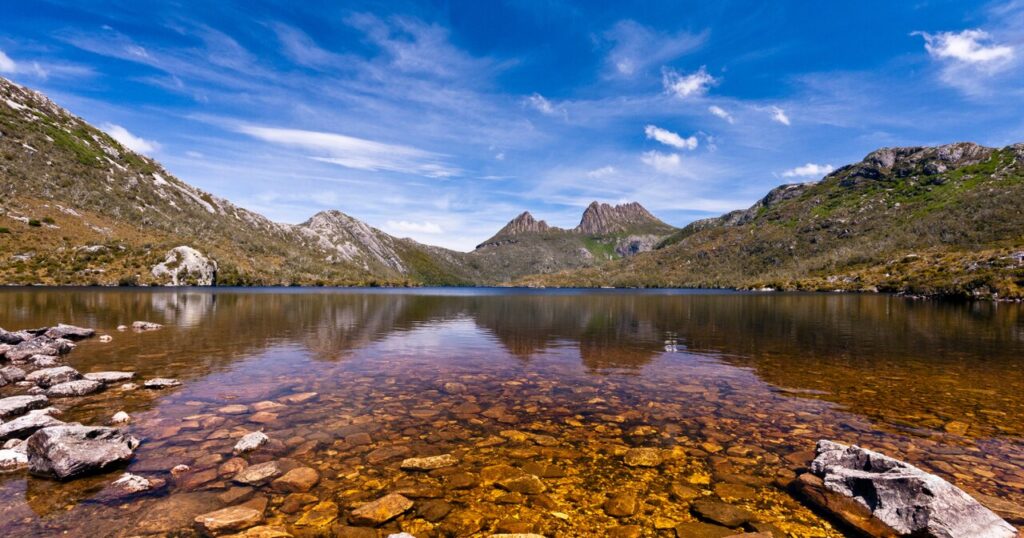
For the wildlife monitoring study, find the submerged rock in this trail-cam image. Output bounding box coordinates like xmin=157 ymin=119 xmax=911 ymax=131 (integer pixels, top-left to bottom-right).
xmin=803 ymin=440 xmax=1016 ymax=538
xmin=0 ymin=395 xmax=49 ymax=419
xmin=132 ymin=321 xmax=163 ymax=331
xmin=234 ymin=431 xmax=269 ymax=454
xmin=400 ymin=454 xmax=458 ymax=471
xmin=43 ymin=324 xmax=95 ymax=341
xmin=26 ymin=424 xmax=140 ymax=480
xmin=350 ymin=493 xmax=414 ymax=526
xmin=194 ymin=505 xmax=265 ymax=534
xmin=623 ymin=447 xmax=662 ymax=467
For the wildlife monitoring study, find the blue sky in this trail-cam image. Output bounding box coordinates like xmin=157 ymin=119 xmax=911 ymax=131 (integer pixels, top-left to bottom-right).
xmin=2 ymin=1 xmax=1022 ymax=250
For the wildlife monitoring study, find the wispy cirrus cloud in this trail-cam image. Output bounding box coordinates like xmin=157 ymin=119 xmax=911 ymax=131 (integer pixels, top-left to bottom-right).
xmin=236 ymin=125 xmax=460 ymax=178
xmin=708 ymin=105 xmax=734 ymax=123
xmin=602 ymin=20 xmax=707 ymax=77
xmin=913 ymin=26 xmax=1018 ymax=96
xmin=770 ymin=106 xmax=790 ymax=125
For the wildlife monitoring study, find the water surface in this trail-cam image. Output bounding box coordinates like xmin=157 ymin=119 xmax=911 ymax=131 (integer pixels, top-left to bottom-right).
xmin=0 ymin=288 xmax=1022 ymax=536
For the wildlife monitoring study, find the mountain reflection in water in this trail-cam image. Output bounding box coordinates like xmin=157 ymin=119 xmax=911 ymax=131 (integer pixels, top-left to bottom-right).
xmin=0 ymin=288 xmax=1021 ymax=536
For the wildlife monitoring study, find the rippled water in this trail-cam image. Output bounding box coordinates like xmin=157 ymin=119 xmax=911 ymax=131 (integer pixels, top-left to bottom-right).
xmin=0 ymin=289 xmax=1022 ymax=536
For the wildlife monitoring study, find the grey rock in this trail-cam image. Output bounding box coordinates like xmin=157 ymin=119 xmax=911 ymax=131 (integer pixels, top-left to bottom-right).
xmin=26 ymin=366 xmax=81 ymax=388
xmin=0 ymin=328 xmax=26 ymax=345
xmin=0 ymin=395 xmax=49 ymax=419
xmin=132 ymin=321 xmax=163 ymax=331
xmin=28 ymin=354 xmax=60 ymax=367
xmin=0 ymin=448 xmax=28 ymax=472
xmin=233 ymin=431 xmax=269 ymax=454
xmin=47 ymin=379 xmax=104 ymax=397
xmin=83 ymin=371 xmax=135 ymax=383
xmin=0 ymin=365 xmax=26 ymax=383
xmin=151 ymin=246 xmax=218 ymax=286
xmin=0 ymin=408 xmax=64 ymax=442
xmin=27 ymin=424 xmax=140 ymax=480
xmin=144 ymin=378 xmax=181 ymax=389
xmin=43 ymin=324 xmax=95 ymax=341
xmin=810 ymin=440 xmax=1016 ymax=538
xmin=6 ymin=336 xmax=72 ymax=362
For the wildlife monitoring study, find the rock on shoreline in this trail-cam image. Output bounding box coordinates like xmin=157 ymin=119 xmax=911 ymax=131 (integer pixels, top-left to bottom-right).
xmin=795 ymin=440 xmax=1016 ymax=538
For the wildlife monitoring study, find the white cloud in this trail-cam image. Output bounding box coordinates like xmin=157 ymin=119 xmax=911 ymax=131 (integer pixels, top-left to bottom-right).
xmin=525 ymin=92 xmax=566 ymax=118
xmin=237 ymin=125 xmax=459 ymax=178
xmin=915 ymin=29 xmax=1013 ymax=64
xmin=662 ymin=66 xmax=716 ymax=99
xmin=0 ymin=50 xmax=15 ymax=73
xmin=586 ymin=166 xmax=617 ymax=178
xmin=782 ymin=163 xmax=834 ymax=178
xmin=770 ymin=106 xmax=790 ymax=125
xmin=185 ymin=150 xmax=204 ymax=158
xmin=495 ymin=152 xmax=505 ymax=161
xmin=102 ymin=123 xmax=161 ymax=154
xmin=386 ymin=220 xmax=443 ymax=234
xmin=644 ymin=124 xmax=697 ymax=150
xmin=641 ymin=150 xmax=683 ymax=174
xmin=708 ymin=105 xmax=734 ymax=123
xmin=603 ymin=20 xmax=707 ymax=77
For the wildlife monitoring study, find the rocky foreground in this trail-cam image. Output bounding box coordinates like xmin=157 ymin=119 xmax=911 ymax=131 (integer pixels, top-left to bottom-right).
xmin=2 ymin=323 xmax=1020 ymax=536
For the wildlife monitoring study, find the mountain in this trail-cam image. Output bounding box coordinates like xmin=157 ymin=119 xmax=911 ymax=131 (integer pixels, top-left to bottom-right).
xmin=0 ymin=76 xmax=474 ymax=286
xmin=468 ymin=202 xmax=678 ymax=282
xmin=0 ymin=76 xmax=672 ymax=286
xmin=520 ymin=143 xmax=1024 ymax=299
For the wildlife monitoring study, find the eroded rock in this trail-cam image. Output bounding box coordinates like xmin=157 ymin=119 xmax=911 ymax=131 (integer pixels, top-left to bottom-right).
xmin=27 ymin=424 xmax=140 ymax=480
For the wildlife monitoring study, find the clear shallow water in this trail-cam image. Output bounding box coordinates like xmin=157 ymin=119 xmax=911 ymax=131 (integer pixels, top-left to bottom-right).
xmin=0 ymin=288 xmax=1022 ymax=536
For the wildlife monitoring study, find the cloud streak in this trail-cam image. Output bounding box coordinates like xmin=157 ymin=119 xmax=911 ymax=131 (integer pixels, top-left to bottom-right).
xmin=102 ymin=123 xmax=161 ymax=154
xmin=644 ymin=124 xmax=697 ymax=150
xmin=662 ymin=66 xmax=716 ymax=99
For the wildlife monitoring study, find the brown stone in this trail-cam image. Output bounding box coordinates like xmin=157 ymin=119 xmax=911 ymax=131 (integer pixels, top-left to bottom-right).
xmin=790 ymin=473 xmax=899 ymax=537
xmin=674 ymin=521 xmax=736 ymax=538
xmin=609 ymin=525 xmax=642 ymax=538
xmin=416 ymin=498 xmax=453 ymax=522
xmin=294 ymin=500 xmax=338 ymax=528
xmin=194 ymin=505 xmax=265 ymax=534
xmin=271 ymin=466 xmax=319 ymax=492
xmin=691 ymin=500 xmax=755 ymax=527
xmin=624 ymin=447 xmax=663 ymax=467
xmin=496 ymin=473 xmax=546 ymax=494
xmin=604 ymin=492 xmax=639 ymax=517
xmin=349 ymin=493 xmax=413 ymax=526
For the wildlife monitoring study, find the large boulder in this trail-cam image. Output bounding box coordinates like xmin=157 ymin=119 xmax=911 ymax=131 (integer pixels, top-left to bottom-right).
xmin=151 ymin=246 xmax=218 ymax=286
xmin=801 ymin=440 xmax=1016 ymax=538
xmin=26 ymin=424 xmax=140 ymax=480
xmin=46 ymin=379 xmax=104 ymax=397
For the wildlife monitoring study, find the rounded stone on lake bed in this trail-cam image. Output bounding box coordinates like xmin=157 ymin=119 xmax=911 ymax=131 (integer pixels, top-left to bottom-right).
xmin=234 ymin=431 xmax=269 ymax=454
xmin=110 ymin=411 xmax=130 ymax=424
xmin=83 ymin=371 xmax=135 ymax=383
xmin=271 ymin=466 xmax=319 ymax=492
xmin=219 ymin=404 xmax=250 ymax=415
xmin=400 ymin=453 xmax=458 ymax=471
xmin=194 ymin=505 xmax=265 ymax=534
xmin=98 ymin=335 xmax=112 ymax=343
xmin=623 ymin=447 xmax=663 ymax=467
xmin=350 ymin=493 xmax=414 ymax=526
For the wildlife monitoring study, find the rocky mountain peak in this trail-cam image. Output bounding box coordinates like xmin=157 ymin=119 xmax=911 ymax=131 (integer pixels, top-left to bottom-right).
xmin=849 ymin=142 xmax=994 ymax=181
xmin=497 ymin=211 xmax=551 ymax=236
xmin=575 ymin=201 xmax=668 ymax=235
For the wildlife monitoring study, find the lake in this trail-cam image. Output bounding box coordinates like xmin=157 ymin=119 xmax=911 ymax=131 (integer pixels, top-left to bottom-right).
xmin=0 ymin=288 xmax=1022 ymax=536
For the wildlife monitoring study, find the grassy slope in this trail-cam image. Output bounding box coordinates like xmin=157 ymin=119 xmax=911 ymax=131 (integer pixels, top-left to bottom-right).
xmin=519 ymin=145 xmax=1024 ymax=299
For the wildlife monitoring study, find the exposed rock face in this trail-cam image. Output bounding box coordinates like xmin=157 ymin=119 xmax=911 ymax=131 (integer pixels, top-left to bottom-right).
xmin=575 ymin=202 xmax=670 ymax=235
xmin=499 ymin=212 xmax=552 ymax=236
xmin=27 ymin=424 xmax=140 ymax=480
xmin=151 ymin=246 xmax=218 ymax=286
xmin=296 ymin=210 xmax=407 ymax=273
xmin=804 ymin=440 xmax=1016 ymax=538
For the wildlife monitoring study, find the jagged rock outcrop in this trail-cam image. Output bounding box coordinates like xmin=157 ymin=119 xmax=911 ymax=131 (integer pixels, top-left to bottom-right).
xmin=295 ymin=210 xmax=406 ymax=273
xmin=27 ymin=424 xmax=140 ymax=480
xmin=575 ymin=202 xmax=672 ymax=235
xmin=151 ymin=246 xmax=218 ymax=286
xmin=796 ymin=440 xmax=1016 ymax=538
xmin=498 ymin=212 xmax=552 ymax=236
